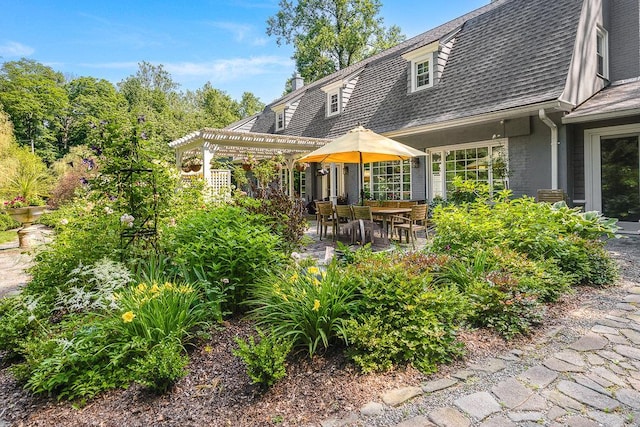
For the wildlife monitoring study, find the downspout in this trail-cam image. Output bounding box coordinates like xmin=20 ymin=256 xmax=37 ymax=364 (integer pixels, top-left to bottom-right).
xmin=538 ymin=109 xmax=559 ymax=190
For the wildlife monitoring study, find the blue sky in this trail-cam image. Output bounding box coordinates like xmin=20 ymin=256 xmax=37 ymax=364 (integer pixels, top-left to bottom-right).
xmin=0 ymin=1 xmax=488 ymax=104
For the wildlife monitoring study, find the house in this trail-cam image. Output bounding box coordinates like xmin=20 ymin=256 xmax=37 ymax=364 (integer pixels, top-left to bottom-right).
xmin=170 ymin=0 xmax=640 ymax=232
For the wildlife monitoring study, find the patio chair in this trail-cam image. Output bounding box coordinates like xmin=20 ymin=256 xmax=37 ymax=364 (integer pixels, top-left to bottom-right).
xmin=335 ymin=204 xmax=354 ymax=240
xmin=351 ymin=205 xmax=388 ymax=245
xmin=382 ymin=201 xmax=399 ymax=208
xmin=391 ymin=204 xmax=428 ymax=249
xmin=536 ymin=189 xmax=567 ymax=204
xmin=397 ymin=200 xmax=418 ymax=208
xmin=315 ymin=201 xmax=332 ymax=236
xmin=317 ymin=202 xmax=336 ymax=241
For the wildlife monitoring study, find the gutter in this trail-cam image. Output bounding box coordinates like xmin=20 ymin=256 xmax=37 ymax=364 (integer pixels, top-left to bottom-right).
xmin=538 ymin=109 xmax=559 ymax=190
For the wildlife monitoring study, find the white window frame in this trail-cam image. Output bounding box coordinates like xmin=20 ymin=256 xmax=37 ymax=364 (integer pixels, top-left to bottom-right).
xmin=596 ymin=26 xmax=609 ymax=79
xmin=402 ymin=41 xmax=438 ymax=93
xmin=584 ymin=123 xmax=640 ymax=213
xmin=364 ymin=160 xmax=412 ymax=201
xmin=275 ymin=110 xmax=285 ymax=131
xmin=322 ymin=80 xmax=344 ymax=117
xmin=427 ymin=139 xmax=509 ymax=200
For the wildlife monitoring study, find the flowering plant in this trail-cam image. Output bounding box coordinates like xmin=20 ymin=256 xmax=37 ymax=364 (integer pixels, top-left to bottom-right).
xmin=4 ymin=195 xmax=45 ymax=209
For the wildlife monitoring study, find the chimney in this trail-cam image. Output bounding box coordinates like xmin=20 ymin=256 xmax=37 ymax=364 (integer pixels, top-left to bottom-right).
xmin=292 ymin=73 xmax=304 ymax=91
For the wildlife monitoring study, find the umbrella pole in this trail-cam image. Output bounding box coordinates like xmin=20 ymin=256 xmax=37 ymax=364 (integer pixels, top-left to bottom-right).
xmin=360 ymin=152 xmax=365 ymax=206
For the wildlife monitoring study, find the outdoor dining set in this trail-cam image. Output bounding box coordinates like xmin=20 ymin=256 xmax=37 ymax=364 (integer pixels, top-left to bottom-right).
xmin=314 ymin=200 xmax=429 ymax=249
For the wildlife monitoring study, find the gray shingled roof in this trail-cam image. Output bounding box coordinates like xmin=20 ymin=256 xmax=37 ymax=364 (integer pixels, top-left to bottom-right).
xmin=246 ymin=0 xmax=583 ymax=139
xmin=563 ymin=79 xmax=640 ymax=123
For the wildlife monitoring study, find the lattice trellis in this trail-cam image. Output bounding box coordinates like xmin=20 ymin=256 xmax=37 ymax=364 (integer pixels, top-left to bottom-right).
xmin=208 ymin=168 xmax=232 ymax=200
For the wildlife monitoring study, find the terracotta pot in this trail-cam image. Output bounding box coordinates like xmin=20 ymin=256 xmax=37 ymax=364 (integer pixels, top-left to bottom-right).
xmin=189 ymin=164 xmax=202 ymax=172
xmin=295 ymin=164 xmax=307 ymax=172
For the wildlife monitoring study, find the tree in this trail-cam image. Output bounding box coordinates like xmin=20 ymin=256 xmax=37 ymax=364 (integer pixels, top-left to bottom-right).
xmin=0 ymin=59 xmax=68 ymax=163
xmin=60 ymin=77 xmax=128 ymax=151
xmin=267 ymin=0 xmax=405 ymax=83
xmin=239 ymin=92 xmax=265 ymax=118
xmin=196 ymin=83 xmax=241 ymax=128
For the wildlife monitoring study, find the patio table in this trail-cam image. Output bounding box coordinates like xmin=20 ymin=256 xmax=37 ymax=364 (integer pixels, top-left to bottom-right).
xmin=370 ymin=207 xmax=412 ymax=236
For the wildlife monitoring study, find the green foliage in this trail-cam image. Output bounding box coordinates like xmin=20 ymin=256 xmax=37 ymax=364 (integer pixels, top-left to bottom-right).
xmin=465 ymin=275 xmax=543 ymax=340
xmin=0 ymin=211 xmax=19 ymax=231
xmin=0 ymin=144 xmax=52 ymax=204
xmin=161 ymin=206 xmax=286 ymax=313
xmin=28 ymin=200 xmax=122 ymax=299
xmin=432 ymin=186 xmax=619 ymax=287
xmin=267 ymin=0 xmax=405 ymax=83
xmin=248 ymin=263 xmax=359 ymax=356
xmin=14 ymin=280 xmax=208 ymax=401
xmin=0 ymin=295 xmax=46 ymax=358
xmin=235 ymin=185 xmax=308 ymax=251
xmin=233 ymin=328 xmax=292 ymax=390
xmin=343 ymin=253 xmax=468 ymax=374
xmin=447 ymin=176 xmax=489 ymax=205
xmin=131 ymin=336 xmax=189 ymax=393
xmin=0 ymin=59 xmax=68 ymax=163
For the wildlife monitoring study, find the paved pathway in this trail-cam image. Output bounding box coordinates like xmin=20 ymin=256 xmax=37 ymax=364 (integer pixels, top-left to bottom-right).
xmin=319 ymin=236 xmax=640 ymax=427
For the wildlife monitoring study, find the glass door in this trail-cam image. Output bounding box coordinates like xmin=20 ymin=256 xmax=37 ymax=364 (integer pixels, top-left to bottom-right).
xmin=600 ymin=136 xmax=640 ymax=222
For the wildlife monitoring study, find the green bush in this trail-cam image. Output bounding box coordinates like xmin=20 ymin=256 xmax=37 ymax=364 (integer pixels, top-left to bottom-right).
xmin=0 ymin=211 xmax=19 ymax=230
xmin=131 ymin=336 xmax=189 ymax=393
xmin=233 ymin=328 xmax=292 ymax=390
xmin=343 ymin=253 xmax=469 ymax=374
xmin=27 ymin=200 xmax=122 ymax=301
xmin=14 ymin=280 xmax=209 ymax=400
xmin=234 ymin=186 xmax=308 ymax=252
xmin=431 ymin=187 xmax=619 ymax=287
xmin=161 ymin=206 xmax=286 ymax=313
xmin=0 ymin=295 xmax=46 ymax=358
xmin=248 ymin=262 xmax=359 ymax=356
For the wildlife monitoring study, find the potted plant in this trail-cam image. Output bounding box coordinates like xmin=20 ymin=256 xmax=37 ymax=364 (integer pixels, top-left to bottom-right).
xmin=295 ymin=162 xmax=310 ymax=172
xmin=181 ymin=154 xmax=203 ymax=172
xmin=1 ymin=147 xmax=51 ymax=248
xmin=241 ymin=153 xmax=257 ymax=171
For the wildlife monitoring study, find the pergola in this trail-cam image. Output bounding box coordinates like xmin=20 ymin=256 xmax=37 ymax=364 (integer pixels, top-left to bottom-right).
xmin=169 ymin=128 xmax=331 ymax=198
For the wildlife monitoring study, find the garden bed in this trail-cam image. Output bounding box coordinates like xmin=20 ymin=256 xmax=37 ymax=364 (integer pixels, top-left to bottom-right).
xmin=0 ymin=283 xmax=608 ymax=427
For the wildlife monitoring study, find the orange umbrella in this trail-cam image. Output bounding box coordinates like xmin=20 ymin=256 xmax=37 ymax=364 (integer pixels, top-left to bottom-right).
xmin=297 ymin=126 xmax=426 ymax=203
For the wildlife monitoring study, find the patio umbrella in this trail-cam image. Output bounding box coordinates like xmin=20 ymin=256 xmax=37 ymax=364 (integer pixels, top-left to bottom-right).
xmin=297 ymin=126 xmax=426 ymax=203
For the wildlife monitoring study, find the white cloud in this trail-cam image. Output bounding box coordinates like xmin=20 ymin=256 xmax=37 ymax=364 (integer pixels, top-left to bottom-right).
xmin=163 ymin=56 xmax=293 ymax=83
xmin=209 ymin=21 xmax=253 ymax=43
xmin=0 ymin=41 xmax=35 ymax=57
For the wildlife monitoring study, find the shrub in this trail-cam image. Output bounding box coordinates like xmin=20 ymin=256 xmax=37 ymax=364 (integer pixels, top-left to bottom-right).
xmin=248 ymin=262 xmax=359 ymax=356
xmin=0 ymin=211 xmax=19 ymax=231
xmin=131 ymin=336 xmax=189 ymax=393
xmin=431 ymin=187 xmax=619 ymax=286
xmin=343 ymin=253 xmax=469 ymax=374
xmin=233 ymin=328 xmax=292 ymax=390
xmin=235 ymin=185 xmax=308 ymax=252
xmin=14 ymin=280 xmax=208 ymax=400
xmin=161 ymin=206 xmax=286 ymax=313
xmin=0 ymin=295 xmax=46 ymax=358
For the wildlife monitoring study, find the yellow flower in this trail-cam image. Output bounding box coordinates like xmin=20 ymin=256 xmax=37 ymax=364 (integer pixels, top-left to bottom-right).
xmin=136 ymin=283 xmax=147 ymax=293
xmin=312 ymin=299 xmax=321 ymax=311
xmin=289 ymin=272 xmax=299 ymax=283
xmin=282 ymin=293 xmax=289 ymax=302
xmin=307 ymin=266 xmax=320 ymax=275
xmin=150 ymin=283 xmax=160 ymax=293
xmin=122 ymin=311 xmax=136 ymax=323
xmin=312 ymin=277 xmax=321 ymax=287
xmin=163 ymin=282 xmax=173 ymax=290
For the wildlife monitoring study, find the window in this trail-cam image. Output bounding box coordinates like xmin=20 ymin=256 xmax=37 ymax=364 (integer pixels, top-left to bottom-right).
xmin=275 ymin=110 xmax=285 ymax=131
xmin=322 ymin=80 xmax=344 ymax=117
xmin=402 ymin=41 xmax=438 ymax=93
xmin=596 ymin=27 xmax=608 ymax=79
xmin=281 ymin=169 xmax=306 ymax=200
xmin=364 ymin=160 xmax=412 ymax=200
xmin=430 ymin=141 xmax=508 ymax=199
xmin=415 ymin=59 xmax=431 ymax=89
xmin=326 ymin=89 xmax=341 ymax=117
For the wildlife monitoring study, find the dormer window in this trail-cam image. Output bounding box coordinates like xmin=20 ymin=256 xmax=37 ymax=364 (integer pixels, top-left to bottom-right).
xmin=596 ymin=26 xmax=609 ymax=79
xmin=402 ymin=41 xmax=439 ymax=93
xmin=321 ymin=80 xmax=344 ymax=117
xmin=328 ymin=90 xmax=340 ymax=116
xmin=273 ymin=105 xmax=286 ymax=131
